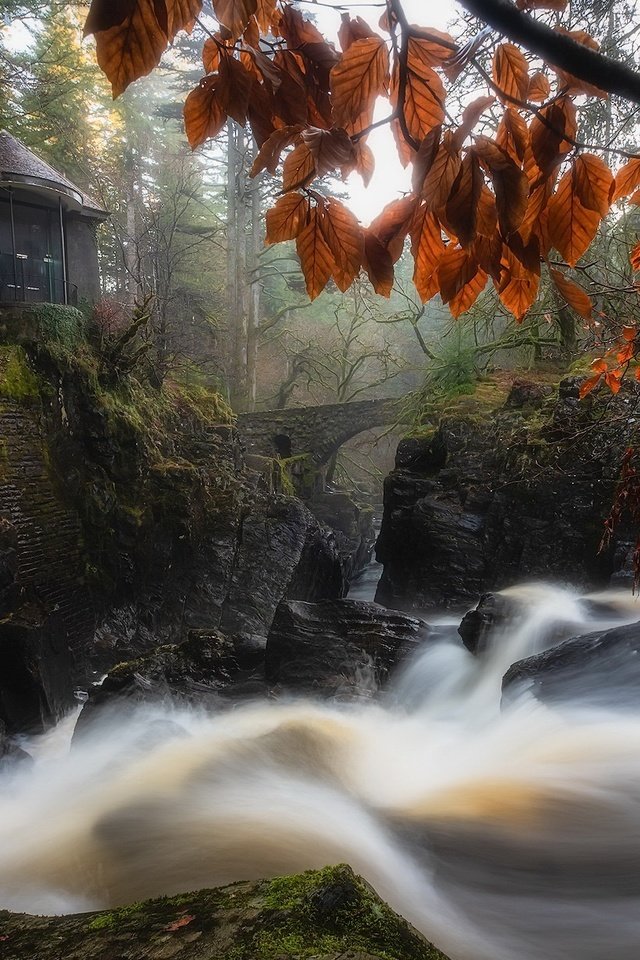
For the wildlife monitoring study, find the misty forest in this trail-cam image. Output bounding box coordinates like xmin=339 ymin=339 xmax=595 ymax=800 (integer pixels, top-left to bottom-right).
xmin=2 ymin=1 xmax=640 ymax=958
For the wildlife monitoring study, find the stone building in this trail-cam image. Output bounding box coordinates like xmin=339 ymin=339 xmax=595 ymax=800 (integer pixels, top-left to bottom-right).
xmin=0 ymin=130 xmax=108 ymax=307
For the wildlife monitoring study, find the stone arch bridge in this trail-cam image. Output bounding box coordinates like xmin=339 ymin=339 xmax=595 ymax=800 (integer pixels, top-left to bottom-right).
xmin=236 ymin=397 xmax=406 ymax=467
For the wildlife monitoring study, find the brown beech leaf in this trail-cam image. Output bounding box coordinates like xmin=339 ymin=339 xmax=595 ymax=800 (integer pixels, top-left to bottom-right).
xmin=421 ymin=131 xmax=461 ymax=212
xmin=612 ymin=157 xmax=640 ymax=203
xmin=401 ymin=63 xmax=445 ymax=142
xmin=391 ymin=118 xmax=416 ymax=168
xmin=166 ymin=0 xmax=202 ymax=40
xmin=572 ymin=154 xmax=613 ymax=216
xmin=410 ymin=204 xmax=445 ymax=302
xmin=497 ymin=239 xmax=540 ymax=320
xmin=92 ymin=0 xmax=169 ymax=97
xmin=302 ymin=127 xmax=356 ymax=176
xmin=165 ymin=915 xmax=195 ymax=932
xmin=631 ymin=239 xmax=640 ymax=272
xmin=265 ymin=192 xmax=310 ymax=244
xmin=530 ymin=97 xmax=576 ymax=176
xmin=255 ymin=0 xmax=277 ymax=32
xmin=547 ymin=164 xmax=602 ymax=266
xmin=330 ymin=36 xmax=389 ymax=129
xmin=363 ymin=230 xmax=394 ymax=296
xmin=296 ymin=207 xmax=334 ymax=299
xmin=282 ymin=142 xmax=316 ymax=191
xmin=438 ymin=246 xmax=488 ymax=318
xmin=411 ymin=126 xmax=441 ymax=194
xmin=527 ymin=70 xmax=551 ymax=103
xmin=492 ymin=43 xmax=530 ymax=104
xmin=218 ymin=56 xmax=253 ymax=124
xmin=519 ymin=178 xmax=553 ymax=245
xmin=213 ymin=0 xmax=257 ymax=40
xmin=452 ymin=96 xmax=495 ymax=149
xmin=496 ymin=108 xmax=529 ymax=163
xmin=406 ymin=30 xmax=457 ymax=70
xmin=184 ymin=75 xmax=226 ymax=148
xmin=354 ymin=140 xmax=375 ymax=186
xmin=319 ymin=198 xmax=364 ymax=291
xmin=278 ymin=5 xmax=325 ymax=46
xmin=338 ymin=14 xmax=376 ymax=52
xmin=250 ymin=125 xmax=303 ymax=177
xmin=445 ymin=153 xmax=483 ymax=247
xmin=473 ymin=136 xmax=529 ymax=237
xmin=550 ymin=267 xmax=593 ymax=320
xmin=369 ymin=196 xmax=417 ymax=263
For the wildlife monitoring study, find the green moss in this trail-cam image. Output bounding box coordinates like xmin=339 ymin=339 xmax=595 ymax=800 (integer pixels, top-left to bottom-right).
xmin=33 ymin=304 xmax=85 ymax=349
xmin=0 ymin=346 xmax=41 ymax=400
xmin=86 ymin=901 xmax=145 ymax=931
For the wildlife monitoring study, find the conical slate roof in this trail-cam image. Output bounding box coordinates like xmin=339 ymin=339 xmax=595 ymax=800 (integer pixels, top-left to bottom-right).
xmin=0 ymin=130 xmax=108 ymax=217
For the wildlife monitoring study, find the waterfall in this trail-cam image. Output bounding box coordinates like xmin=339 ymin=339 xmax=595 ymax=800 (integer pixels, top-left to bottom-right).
xmin=2 ymin=583 xmax=640 ymax=960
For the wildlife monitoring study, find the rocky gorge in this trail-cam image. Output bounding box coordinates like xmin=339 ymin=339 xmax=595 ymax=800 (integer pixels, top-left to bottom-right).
xmin=4 ymin=307 xmax=640 ymax=960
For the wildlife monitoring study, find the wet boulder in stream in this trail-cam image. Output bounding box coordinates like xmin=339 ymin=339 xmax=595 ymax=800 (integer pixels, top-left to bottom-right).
xmin=266 ymin=598 xmax=429 ymax=698
xmin=502 ymin=619 xmax=640 ymax=706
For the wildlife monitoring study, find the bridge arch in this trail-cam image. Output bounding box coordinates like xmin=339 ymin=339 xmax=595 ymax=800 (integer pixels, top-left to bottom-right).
xmin=236 ymin=397 xmax=404 ymax=467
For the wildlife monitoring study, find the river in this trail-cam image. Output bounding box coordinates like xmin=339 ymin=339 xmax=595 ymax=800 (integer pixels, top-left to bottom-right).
xmin=1 ymin=582 xmax=640 ymax=960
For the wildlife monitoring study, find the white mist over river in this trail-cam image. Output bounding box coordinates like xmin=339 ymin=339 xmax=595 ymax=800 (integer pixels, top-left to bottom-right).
xmin=2 ymin=584 xmax=640 ymax=960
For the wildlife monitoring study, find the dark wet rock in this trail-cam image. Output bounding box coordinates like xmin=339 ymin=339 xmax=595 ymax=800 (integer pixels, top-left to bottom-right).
xmin=504 ymin=378 xmax=553 ymax=409
xmin=0 ymin=719 xmax=32 ymax=770
xmin=0 ymin=864 xmax=450 ymax=960
xmin=0 ymin=604 xmax=76 ymax=733
xmin=458 ymin=593 xmax=515 ymax=655
xmin=266 ymin=598 xmax=429 ymax=698
xmin=502 ymin=619 xmax=640 ymax=706
xmin=306 ymin=491 xmax=376 ymax=583
xmin=74 ymin=629 xmax=263 ymax=738
xmin=376 ymin=376 xmax=640 ymax=610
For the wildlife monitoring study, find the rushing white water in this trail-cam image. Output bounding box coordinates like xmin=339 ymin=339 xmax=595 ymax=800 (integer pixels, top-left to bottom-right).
xmin=2 ymin=583 xmax=640 ymax=960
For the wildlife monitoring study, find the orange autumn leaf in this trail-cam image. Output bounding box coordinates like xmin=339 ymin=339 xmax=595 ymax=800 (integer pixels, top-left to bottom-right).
xmin=165 ymin=915 xmax=196 ymax=932
xmin=282 ymin=142 xmax=316 ymax=191
xmin=410 ymin=204 xmax=445 ymax=302
xmin=213 ymin=0 xmax=257 ymax=40
xmin=318 ymin=197 xmax=364 ymax=292
xmin=444 ymin=153 xmax=483 ymax=247
xmin=631 ymin=239 xmax=640 ymax=272
xmin=572 ymin=154 xmax=613 ymax=216
xmin=547 ymin=164 xmax=604 ymax=266
xmin=265 ymin=192 xmax=310 ymax=244
xmin=492 ymin=43 xmax=530 ymax=103
xmin=474 ymin=136 xmax=529 ymax=237
xmin=88 ymin=0 xmax=170 ymax=97
xmin=363 ymin=230 xmax=395 ymax=296
xmin=612 ymin=157 xmax=640 ymax=203
xmin=438 ymin=246 xmax=488 ymax=318
xmin=550 ymin=267 xmax=593 ymax=321
xmin=399 ymin=62 xmax=445 ymax=142
xmin=497 ymin=240 xmax=540 ymax=320
xmin=301 ymin=126 xmax=356 ymax=176
xmin=580 ymin=373 xmax=602 ymax=398
xmin=184 ymin=76 xmax=226 ymax=148
xmin=527 ymin=70 xmax=551 ymax=102
xmin=250 ymin=125 xmax=304 ymax=177
xmin=496 ymin=107 xmax=529 ymax=163
xmin=296 ymin=207 xmax=335 ymax=299
xmin=530 ymin=97 xmax=577 ymax=176
xmin=330 ymin=36 xmax=389 ymax=129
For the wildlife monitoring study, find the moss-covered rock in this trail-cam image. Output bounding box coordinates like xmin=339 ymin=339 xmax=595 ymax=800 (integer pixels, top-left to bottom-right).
xmin=0 ymin=865 xmax=451 ymax=960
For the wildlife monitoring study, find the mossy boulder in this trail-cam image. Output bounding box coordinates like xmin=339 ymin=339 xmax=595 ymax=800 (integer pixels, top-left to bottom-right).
xmin=0 ymin=865 xmax=451 ymax=960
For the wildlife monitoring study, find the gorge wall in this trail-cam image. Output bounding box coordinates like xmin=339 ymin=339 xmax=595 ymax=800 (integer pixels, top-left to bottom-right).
xmin=0 ymin=306 xmax=365 ymax=735
xmin=376 ymin=375 xmax=637 ymax=610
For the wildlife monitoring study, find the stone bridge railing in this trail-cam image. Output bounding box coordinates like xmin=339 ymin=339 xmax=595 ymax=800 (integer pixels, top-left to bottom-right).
xmin=236 ymin=397 xmax=405 ymax=467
